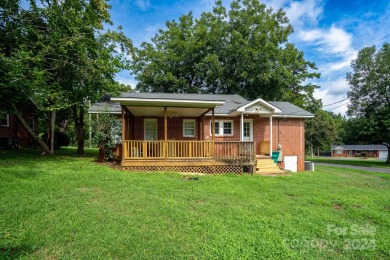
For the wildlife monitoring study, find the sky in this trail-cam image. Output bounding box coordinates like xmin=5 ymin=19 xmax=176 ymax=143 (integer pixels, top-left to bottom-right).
xmin=109 ymin=0 xmax=390 ymax=115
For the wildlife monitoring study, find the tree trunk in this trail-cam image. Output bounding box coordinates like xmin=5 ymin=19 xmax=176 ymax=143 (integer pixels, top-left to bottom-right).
xmin=310 ymin=144 xmax=314 ymax=158
xmin=15 ymin=113 xmax=52 ymax=155
xmin=317 ymin=147 xmax=320 ymax=157
xmin=386 ymin=144 xmax=390 ymax=164
xmin=73 ymin=105 xmax=85 ymax=156
xmin=50 ymin=110 xmax=56 ymax=153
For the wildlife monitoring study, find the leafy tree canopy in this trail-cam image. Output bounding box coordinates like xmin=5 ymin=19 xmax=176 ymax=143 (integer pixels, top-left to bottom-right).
xmin=0 ymin=0 xmax=133 ymax=155
xmin=131 ymin=0 xmax=320 ymax=109
xmin=347 ymin=43 xmax=390 ymax=163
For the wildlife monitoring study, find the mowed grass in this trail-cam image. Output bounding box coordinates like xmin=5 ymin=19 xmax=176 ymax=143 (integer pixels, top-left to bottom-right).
xmin=306 ymin=157 xmax=390 ymax=168
xmin=1 ymin=148 xmax=389 ymax=259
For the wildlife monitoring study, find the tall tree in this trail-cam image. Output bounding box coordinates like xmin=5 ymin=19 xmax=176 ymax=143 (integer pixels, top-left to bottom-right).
xmin=305 ymin=109 xmax=341 ymax=157
xmin=132 ymin=0 xmax=319 ymax=107
xmin=347 ymin=43 xmax=390 ymax=163
xmin=1 ymin=0 xmax=132 ymax=155
xmin=0 ymin=0 xmax=52 ymax=154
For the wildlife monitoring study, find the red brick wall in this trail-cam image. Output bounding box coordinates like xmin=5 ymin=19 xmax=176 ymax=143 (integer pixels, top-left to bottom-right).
xmin=126 ymin=115 xmax=306 ymax=172
xmin=0 ymin=105 xmax=38 ymax=147
xmin=332 ymin=150 xmax=348 ymax=157
xmin=203 ymin=116 xmax=306 ymax=171
xmin=130 ymin=116 xmax=200 ymax=140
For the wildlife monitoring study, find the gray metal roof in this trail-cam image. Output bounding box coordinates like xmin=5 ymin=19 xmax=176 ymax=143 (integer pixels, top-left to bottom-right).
xmin=89 ymin=92 xmax=313 ymax=118
xmin=331 ymin=144 xmax=388 ymax=151
xmin=268 ymin=101 xmax=314 ymax=117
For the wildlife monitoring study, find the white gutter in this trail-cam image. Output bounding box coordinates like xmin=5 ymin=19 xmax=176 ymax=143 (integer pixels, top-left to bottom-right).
xmin=110 ymin=97 xmax=225 ymax=106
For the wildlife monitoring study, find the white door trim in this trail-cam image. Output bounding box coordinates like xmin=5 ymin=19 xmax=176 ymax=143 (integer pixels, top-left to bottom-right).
xmin=243 ymin=119 xmax=253 ymax=141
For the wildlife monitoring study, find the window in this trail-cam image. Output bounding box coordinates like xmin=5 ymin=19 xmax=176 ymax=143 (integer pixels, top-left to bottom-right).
xmin=28 ymin=118 xmax=35 ymax=130
xmin=335 ymin=149 xmax=343 ymax=154
xmin=144 ymin=119 xmax=157 ymax=140
xmin=210 ymin=120 xmax=234 ymax=136
xmin=183 ymin=119 xmax=196 ymax=137
xmin=1 ymin=114 xmax=9 ymax=127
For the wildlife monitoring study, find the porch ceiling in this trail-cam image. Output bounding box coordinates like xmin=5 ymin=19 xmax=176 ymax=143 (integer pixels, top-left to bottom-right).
xmin=126 ymin=106 xmax=210 ymax=117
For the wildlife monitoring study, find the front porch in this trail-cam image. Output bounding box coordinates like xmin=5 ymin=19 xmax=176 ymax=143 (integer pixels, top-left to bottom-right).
xmin=121 ymin=140 xmax=257 ymax=174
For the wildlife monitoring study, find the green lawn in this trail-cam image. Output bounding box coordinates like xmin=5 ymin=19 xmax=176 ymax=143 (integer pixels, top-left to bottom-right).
xmin=1 ymin=148 xmax=389 ymax=259
xmin=306 ymin=157 xmax=390 ymax=168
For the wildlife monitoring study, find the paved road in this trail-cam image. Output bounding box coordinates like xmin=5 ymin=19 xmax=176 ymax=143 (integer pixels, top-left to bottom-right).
xmin=315 ymin=163 xmax=390 ymax=174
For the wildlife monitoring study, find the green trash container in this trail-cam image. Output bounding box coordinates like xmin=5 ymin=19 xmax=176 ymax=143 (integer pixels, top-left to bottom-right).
xmin=272 ymin=151 xmax=279 ymax=163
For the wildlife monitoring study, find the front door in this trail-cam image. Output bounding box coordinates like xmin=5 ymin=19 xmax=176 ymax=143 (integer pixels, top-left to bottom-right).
xmin=144 ymin=119 xmax=157 ymax=140
xmin=243 ymin=120 xmax=253 ymax=141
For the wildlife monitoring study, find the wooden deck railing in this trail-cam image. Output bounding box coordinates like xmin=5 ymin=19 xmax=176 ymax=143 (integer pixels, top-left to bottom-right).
xmin=167 ymin=140 xmax=213 ymax=158
xmin=214 ymin=141 xmax=255 ymax=161
xmin=123 ymin=140 xmax=255 ymax=161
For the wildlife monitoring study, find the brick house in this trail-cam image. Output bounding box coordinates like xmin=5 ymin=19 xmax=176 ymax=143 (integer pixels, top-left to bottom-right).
xmin=0 ymin=99 xmax=39 ymax=148
xmin=89 ymin=93 xmax=313 ymax=173
xmin=331 ymin=144 xmax=388 ymax=159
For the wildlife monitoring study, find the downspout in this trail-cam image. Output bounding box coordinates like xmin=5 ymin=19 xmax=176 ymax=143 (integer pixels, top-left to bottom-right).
xmin=121 ymin=105 xmax=125 ymax=161
xmin=270 ymin=114 xmax=273 ymax=155
xmin=240 ymin=112 xmax=244 ymax=141
xmin=164 ymin=106 xmax=167 ymax=159
xmin=88 ymin=101 xmax=92 ymax=148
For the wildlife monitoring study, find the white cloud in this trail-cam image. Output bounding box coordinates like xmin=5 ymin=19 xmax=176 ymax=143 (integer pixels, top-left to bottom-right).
xmin=134 ymin=0 xmax=150 ymax=11
xmin=264 ymin=0 xmax=323 ymax=26
xmin=313 ymin=77 xmax=350 ymax=115
xmin=298 ymin=26 xmax=354 ymax=55
xmin=115 ymin=73 xmax=137 ymax=89
xmin=284 ymin=0 xmax=323 ymax=26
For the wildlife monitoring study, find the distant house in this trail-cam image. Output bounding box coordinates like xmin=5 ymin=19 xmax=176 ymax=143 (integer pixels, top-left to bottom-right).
xmin=0 ymin=99 xmax=39 ymax=148
xmin=89 ymin=93 xmax=314 ymax=173
xmin=331 ymin=144 xmax=388 ymax=159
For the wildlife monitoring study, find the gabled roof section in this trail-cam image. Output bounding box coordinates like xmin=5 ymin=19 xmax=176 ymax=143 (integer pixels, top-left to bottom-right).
xmin=331 ymin=144 xmax=388 ymax=151
xmin=237 ymin=98 xmax=282 ymax=114
xmin=90 ymin=93 xmax=314 ymax=119
xmin=268 ymin=102 xmax=314 ymax=118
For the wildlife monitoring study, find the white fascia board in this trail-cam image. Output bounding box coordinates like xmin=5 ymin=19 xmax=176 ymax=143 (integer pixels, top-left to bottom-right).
xmin=272 ymin=115 xmax=314 ymax=118
xmin=88 ymin=111 xmax=122 ymax=115
xmin=110 ymin=97 xmax=224 ymax=107
xmin=237 ymin=98 xmax=282 ymax=113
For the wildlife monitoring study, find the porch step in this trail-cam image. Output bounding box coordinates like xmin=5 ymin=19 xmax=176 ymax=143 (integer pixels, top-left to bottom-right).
xmin=255 ymin=158 xmax=284 ymax=174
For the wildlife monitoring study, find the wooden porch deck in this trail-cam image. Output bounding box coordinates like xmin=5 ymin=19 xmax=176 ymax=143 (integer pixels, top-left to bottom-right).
xmin=121 ymin=140 xmax=257 ymax=173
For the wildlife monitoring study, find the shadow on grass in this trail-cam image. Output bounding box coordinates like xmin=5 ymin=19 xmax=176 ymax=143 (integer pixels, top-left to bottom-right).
xmin=0 ymin=244 xmax=36 ymax=259
xmin=0 ymin=147 xmax=99 ymax=178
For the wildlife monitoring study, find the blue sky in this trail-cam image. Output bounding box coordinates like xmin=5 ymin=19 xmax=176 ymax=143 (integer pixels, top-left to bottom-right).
xmin=109 ymin=0 xmax=390 ymax=115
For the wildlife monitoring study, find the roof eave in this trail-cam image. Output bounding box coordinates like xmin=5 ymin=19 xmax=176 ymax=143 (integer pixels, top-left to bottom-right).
xmin=111 ymin=97 xmax=225 ymax=108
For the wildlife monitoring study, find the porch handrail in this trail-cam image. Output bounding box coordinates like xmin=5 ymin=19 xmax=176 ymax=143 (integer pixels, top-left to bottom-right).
xmin=167 ymin=140 xmax=213 ymax=158
xmin=123 ymin=140 xmax=255 ymax=161
xmin=214 ymin=141 xmax=256 ymax=161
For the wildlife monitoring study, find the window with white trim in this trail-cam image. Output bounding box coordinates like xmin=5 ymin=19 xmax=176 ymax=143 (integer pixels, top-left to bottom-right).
xmin=210 ymin=120 xmax=234 ymax=136
xmin=183 ymin=119 xmax=196 ymax=137
xmin=1 ymin=114 xmax=9 ymax=127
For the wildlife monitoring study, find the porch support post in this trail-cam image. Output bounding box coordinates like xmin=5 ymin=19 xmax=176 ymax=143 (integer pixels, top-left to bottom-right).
xmin=164 ymin=106 xmax=168 ymax=159
xmin=212 ymin=108 xmax=215 ymax=143
xmin=240 ymin=112 xmax=244 ymax=141
xmin=269 ymin=115 xmax=273 ymax=155
xmin=121 ymin=105 xmax=125 ymax=161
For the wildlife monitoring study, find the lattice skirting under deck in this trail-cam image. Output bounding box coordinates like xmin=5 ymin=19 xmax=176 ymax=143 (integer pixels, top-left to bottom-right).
xmin=122 ymin=165 xmax=254 ymax=174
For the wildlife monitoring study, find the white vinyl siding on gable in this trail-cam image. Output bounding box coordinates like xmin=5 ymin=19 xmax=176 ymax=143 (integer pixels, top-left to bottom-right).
xmin=210 ymin=120 xmax=234 ymax=136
